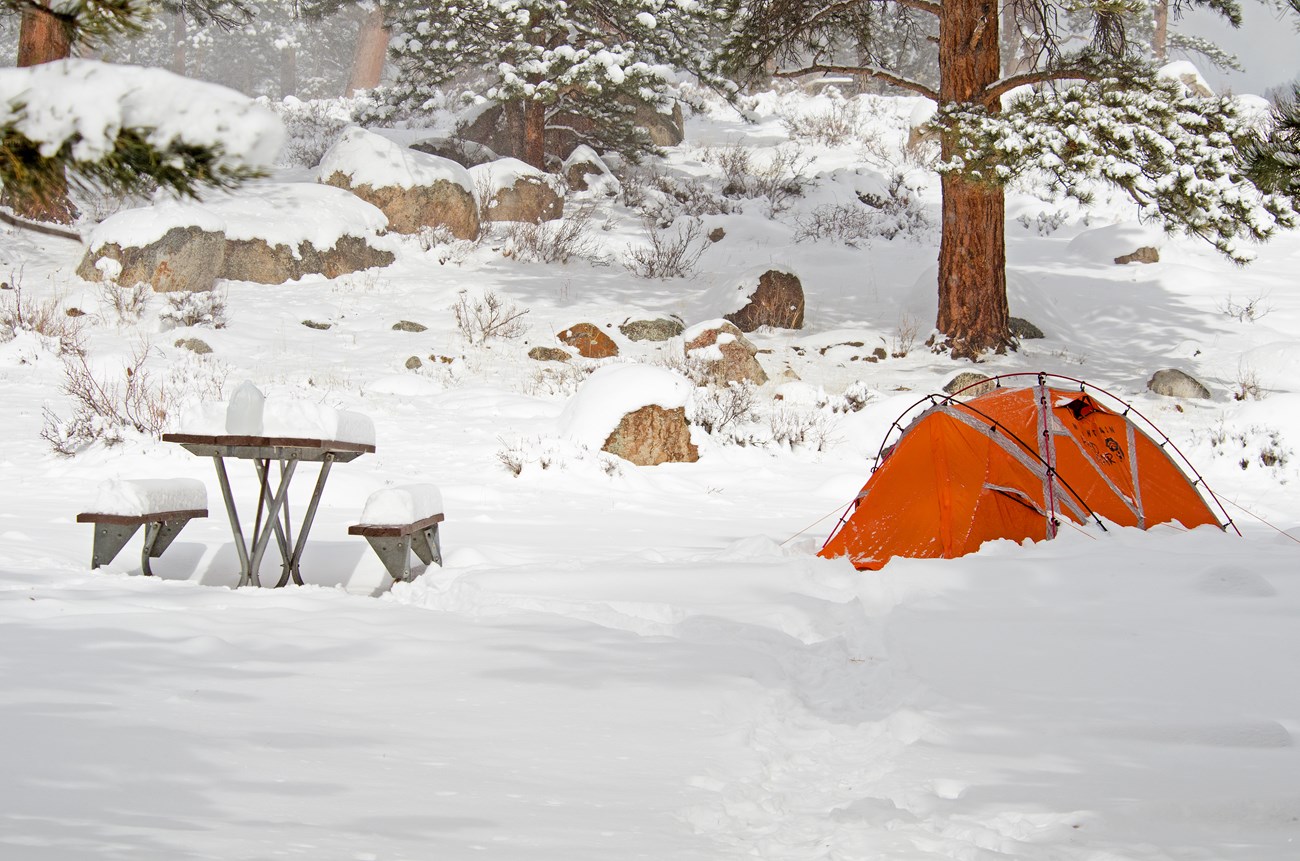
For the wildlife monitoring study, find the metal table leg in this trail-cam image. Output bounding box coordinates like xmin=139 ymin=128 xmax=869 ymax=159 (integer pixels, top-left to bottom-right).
xmin=212 ymin=456 xmax=255 ymax=587
xmin=274 ymin=454 xmax=335 ymax=588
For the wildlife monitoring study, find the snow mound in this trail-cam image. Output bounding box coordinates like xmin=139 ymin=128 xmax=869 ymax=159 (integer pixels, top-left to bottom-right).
xmin=0 ymin=59 xmax=283 ymax=168
xmin=86 ymin=183 xmax=389 ymax=253
xmin=468 ymin=157 xmax=557 ymax=195
xmin=1157 ymin=61 xmax=1214 ymax=96
xmin=318 ymin=127 xmax=473 ymax=191
xmin=360 ymin=484 xmax=444 ymax=525
xmin=88 ymin=478 xmax=207 ymax=516
xmin=1066 ymin=222 xmax=1166 ymax=264
xmin=558 ymin=364 xmax=694 ymax=446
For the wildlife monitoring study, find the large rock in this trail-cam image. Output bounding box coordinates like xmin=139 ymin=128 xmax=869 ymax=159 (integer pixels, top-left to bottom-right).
xmin=619 ymin=318 xmax=684 ymax=342
xmin=1148 ymin=368 xmax=1212 ymax=400
xmin=557 ymin=323 xmax=619 ymax=359
xmin=563 ymin=145 xmax=617 ymax=193
xmin=723 ymin=268 xmax=805 ymax=332
xmin=220 ymin=235 xmax=393 ymax=284
xmin=458 ymin=98 xmax=683 ymax=164
xmin=470 ymin=158 xmax=563 ymax=223
xmin=684 ymin=320 xmax=768 ymax=385
xmin=602 ymin=405 xmax=699 ymax=466
xmin=943 ymin=372 xmax=996 ymax=397
xmin=409 ymin=137 xmax=501 ymax=168
xmin=318 ymin=128 xmax=480 ymax=239
xmin=77 ymin=225 xmax=226 ymax=293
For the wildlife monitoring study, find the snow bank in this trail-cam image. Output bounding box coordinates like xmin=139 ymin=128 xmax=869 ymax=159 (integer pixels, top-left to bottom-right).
xmin=318 ymin=127 xmax=473 ymax=191
xmin=557 ymin=364 xmax=693 ymax=446
xmin=468 ymin=157 xmax=558 ymax=196
xmin=88 ymin=478 xmax=207 ymax=516
xmin=359 ymin=484 xmax=444 ymax=525
xmin=0 ymin=59 xmax=283 ymax=168
xmin=86 ymin=183 xmax=389 ymax=253
xmin=1067 ymin=221 xmax=1166 ymax=263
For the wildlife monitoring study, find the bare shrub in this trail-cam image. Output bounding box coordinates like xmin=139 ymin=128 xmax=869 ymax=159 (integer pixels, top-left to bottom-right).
xmin=0 ymin=281 xmax=84 ymax=355
xmin=415 ymin=225 xmax=478 ymax=265
xmin=524 ymin=363 xmax=592 ymax=397
xmin=453 ymin=288 xmax=529 ymax=344
xmin=159 ymin=288 xmax=228 ymax=330
xmin=702 ymin=143 xmax=812 ymax=214
xmin=97 ymin=279 xmax=151 ymax=325
xmin=623 ymin=217 xmax=707 ymax=279
xmin=1234 ymin=364 xmax=1266 ymax=401
xmin=1219 ymin=292 xmax=1272 ymax=322
xmin=1015 ymin=209 xmax=1071 ymax=235
xmin=41 ymin=342 xmax=176 ymax=454
xmin=795 ymin=176 xmax=930 ymax=246
xmin=497 ymin=437 xmax=526 ymax=476
xmin=892 ymin=312 xmax=920 ymax=358
xmin=501 ymin=206 xmax=606 ymax=264
xmin=779 ymin=96 xmax=864 ymax=146
xmin=689 ymin=381 xmax=760 ymax=435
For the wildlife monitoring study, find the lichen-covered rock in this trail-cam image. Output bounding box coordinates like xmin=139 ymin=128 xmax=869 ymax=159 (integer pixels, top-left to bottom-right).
xmin=1148 ymin=368 xmax=1211 ymax=399
xmin=684 ymin=320 xmax=768 ymax=385
xmin=1009 ymin=317 xmax=1044 ymax=339
xmin=557 ymin=323 xmax=618 ymax=359
xmin=618 ymin=318 xmax=684 ymax=342
xmin=528 ymin=346 xmax=572 ymax=362
xmin=1115 ymin=246 xmax=1160 ymax=265
xmin=602 ymin=405 xmax=698 ymax=466
xmin=943 ymin=372 xmax=996 ymax=397
xmin=392 ymin=320 xmax=427 ymax=332
xmin=174 ymin=338 xmax=213 ymax=355
xmin=77 ymin=225 xmax=226 ymax=293
xmin=724 ymin=268 xmax=805 ymax=332
xmin=404 ymin=356 xmax=423 ymax=369
xmin=219 ymin=235 xmax=394 ymax=284
xmin=470 ymin=158 xmax=563 ymax=223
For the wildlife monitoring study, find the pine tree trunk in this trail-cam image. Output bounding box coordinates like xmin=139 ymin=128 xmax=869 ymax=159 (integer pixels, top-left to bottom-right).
xmin=171 ymin=12 xmax=187 ymax=74
xmin=12 ymin=1 xmax=77 ymax=224
xmin=281 ymin=45 xmax=298 ymax=98
xmin=521 ymin=100 xmax=546 ymax=170
xmin=345 ymin=6 xmax=389 ymax=96
xmin=1153 ymin=0 xmax=1169 ymax=64
xmin=936 ymin=0 xmax=1010 ymax=357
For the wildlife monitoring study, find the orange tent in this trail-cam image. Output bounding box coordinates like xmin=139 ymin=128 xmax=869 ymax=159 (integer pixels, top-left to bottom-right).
xmin=819 ymin=374 xmax=1231 ymax=570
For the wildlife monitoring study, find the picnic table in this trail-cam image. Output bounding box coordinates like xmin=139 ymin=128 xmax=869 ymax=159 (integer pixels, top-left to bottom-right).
xmin=162 ymin=432 xmax=374 ymax=587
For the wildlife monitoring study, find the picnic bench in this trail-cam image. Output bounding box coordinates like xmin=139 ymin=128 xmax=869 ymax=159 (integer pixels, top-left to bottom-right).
xmin=349 ymin=484 xmax=445 ymax=583
xmin=78 ymin=479 xmax=207 ymax=576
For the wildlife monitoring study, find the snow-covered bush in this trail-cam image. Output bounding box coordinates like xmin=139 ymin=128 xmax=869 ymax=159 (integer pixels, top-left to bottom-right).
xmin=160 ymin=289 xmax=228 ymax=330
xmin=689 ymin=381 xmax=760 ymax=438
xmin=795 ymin=175 xmax=930 ymax=245
xmin=96 ymin=278 xmax=151 ymax=325
xmin=779 ymin=93 xmax=864 ymax=147
xmin=701 ymin=143 xmax=812 ymax=214
xmin=0 ymin=284 xmax=84 ymax=356
xmin=620 ymin=167 xmax=735 ymax=225
xmin=452 ymin=289 xmax=529 ymax=344
xmin=769 ymin=404 xmax=837 ymax=451
xmin=818 ymin=380 xmax=875 ymax=413
xmin=501 ymin=206 xmax=606 ymax=265
xmin=267 ymin=96 xmax=364 ymax=168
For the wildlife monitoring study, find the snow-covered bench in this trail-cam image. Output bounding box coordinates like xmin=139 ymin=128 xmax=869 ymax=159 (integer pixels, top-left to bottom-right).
xmin=348 ymin=484 xmax=444 ymax=583
xmin=77 ymin=479 xmax=208 ymax=576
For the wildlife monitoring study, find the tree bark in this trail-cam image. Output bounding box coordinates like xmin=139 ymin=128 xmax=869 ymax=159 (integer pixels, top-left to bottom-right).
xmin=936 ymin=0 xmax=1010 ymax=357
xmin=521 ymin=99 xmax=546 ymax=170
xmin=12 ymin=1 xmax=77 ymax=224
xmin=1153 ymin=0 xmax=1169 ymax=64
xmin=280 ymin=44 xmax=298 ymax=98
xmin=345 ymin=6 xmax=389 ymax=96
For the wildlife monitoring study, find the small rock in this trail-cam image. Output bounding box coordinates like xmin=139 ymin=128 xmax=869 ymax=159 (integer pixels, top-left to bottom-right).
xmin=1115 ymin=246 xmax=1160 ymax=265
xmin=392 ymin=320 xmax=428 ymax=332
xmin=708 ymin=227 xmax=726 ymax=243
xmin=65 ymin=307 xmax=86 ymax=318
xmin=618 ymin=318 xmax=684 ymax=342
xmin=871 ymin=347 xmax=887 ymax=360
xmin=405 ymin=356 xmax=423 ymax=369
xmin=1009 ymin=317 xmax=1044 ymax=339
xmin=528 ymin=346 xmax=572 ymax=362
xmin=1147 ymin=368 xmax=1211 ymax=399
xmin=174 ymin=338 xmax=213 ymax=355
xmin=557 ymin=322 xmax=618 ymax=358
xmin=944 ymin=372 xmax=995 ymax=397
xmin=302 ymin=319 xmax=332 ymax=330
xmin=430 ymin=354 xmax=456 ymax=364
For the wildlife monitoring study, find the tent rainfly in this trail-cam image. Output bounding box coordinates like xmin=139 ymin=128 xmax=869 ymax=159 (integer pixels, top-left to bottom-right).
xmin=819 ymin=374 xmax=1234 ymax=570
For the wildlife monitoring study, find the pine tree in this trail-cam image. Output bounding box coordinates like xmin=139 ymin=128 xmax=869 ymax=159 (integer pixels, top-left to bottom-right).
xmin=383 ymin=0 xmax=729 ymax=169
xmin=723 ymin=0 xmax=1296 ymax=358
xmin=1244 ymin=82 xmax=1300 ymax=204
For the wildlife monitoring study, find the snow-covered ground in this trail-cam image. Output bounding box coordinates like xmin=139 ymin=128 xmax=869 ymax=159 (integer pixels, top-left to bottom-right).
xmin=3 ymin=85 xmax=1299 ymax=860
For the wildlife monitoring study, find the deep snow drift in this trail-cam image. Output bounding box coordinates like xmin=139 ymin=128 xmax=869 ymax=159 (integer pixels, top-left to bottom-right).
xmin=2 ymin=82 xmax=1299 ymax=860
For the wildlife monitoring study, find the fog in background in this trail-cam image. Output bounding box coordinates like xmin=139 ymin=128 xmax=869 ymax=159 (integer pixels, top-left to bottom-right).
xmin=1181 ymin=2 xmax=1299 ymax=97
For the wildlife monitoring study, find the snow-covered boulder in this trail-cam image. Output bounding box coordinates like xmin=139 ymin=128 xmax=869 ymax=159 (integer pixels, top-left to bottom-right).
xmin=469 ymin=158 xmax=563 ymax=223
xmin=79 ymin=184 xmax=394 ymax=290
xmin=1158 ymin=61 xmax=1215 ymax=98
xmin=556 ymin=322 xmax=619 ymax=359
xmin=558 ymin=364 xmax=698 ymax=465
xmin=319 ymin=128 xmax=480 ymax=240
xmin=683 ymin=320 xmax=768 ymax=386
xmin=563 ymin=145 xmax=618 ymax=194
xmin=722 ymin=266 xmax=806 ymax=332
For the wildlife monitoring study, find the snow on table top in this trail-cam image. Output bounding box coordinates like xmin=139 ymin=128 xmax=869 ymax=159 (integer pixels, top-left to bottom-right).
xmin=86 ymin=183 xmax=389 ymax=253
xmin=0 ymin=59 xmax=282 ymax=168
xmin=557 ymin=364 xmax=693 ymax=447
xmin=359 ymin=484 xmax=444 ymax=525
xmin=317 ymin=127 xmax=473 ymax=192
xmin=175 ymin=383 xmax=376 ymax=446
xmin=88 ymin=478 xmax=207 ymax=516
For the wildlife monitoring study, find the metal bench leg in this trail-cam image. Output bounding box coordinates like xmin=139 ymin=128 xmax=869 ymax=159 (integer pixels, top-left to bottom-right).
xmin=139 ymin=517 xmax=196 ymax=577
xmin=91 ymin=523 xmax=141 ymax=570
xmin=411 ymin=523 xmax=442 ymax=568
xmin=364 ymin=535 xmax=414 ymax=582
